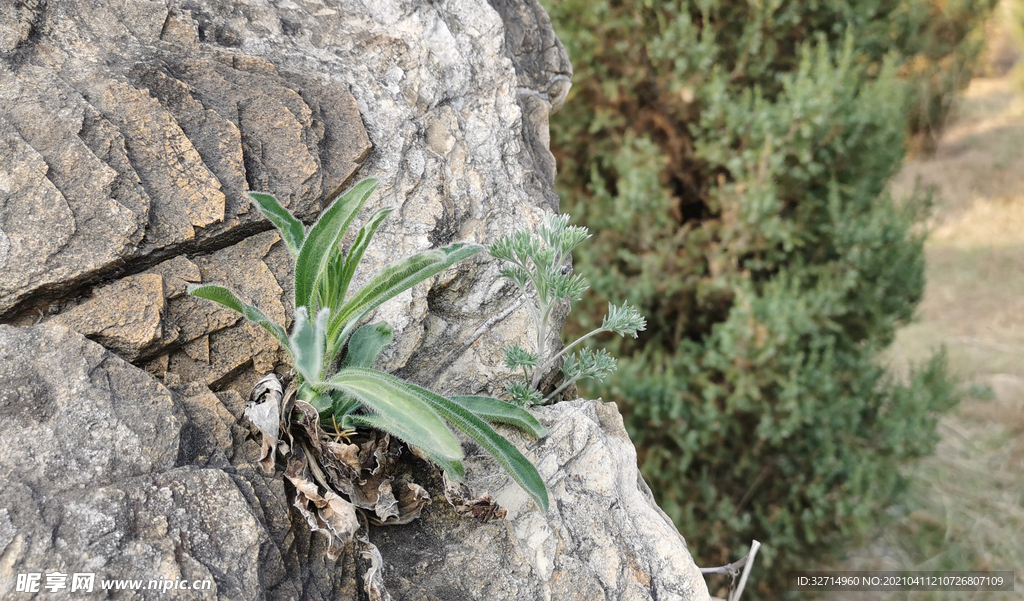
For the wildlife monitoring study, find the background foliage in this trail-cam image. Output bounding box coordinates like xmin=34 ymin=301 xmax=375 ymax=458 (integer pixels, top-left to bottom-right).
xmin=540 ymin=0 xmax=996 ymax=595
xmin=1013 ymin=0 xmax=1024 ymax=83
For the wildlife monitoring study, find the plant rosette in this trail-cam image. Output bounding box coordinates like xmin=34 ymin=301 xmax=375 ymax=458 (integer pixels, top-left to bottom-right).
xmin=188 ymin=179 xmax=548 ymax=557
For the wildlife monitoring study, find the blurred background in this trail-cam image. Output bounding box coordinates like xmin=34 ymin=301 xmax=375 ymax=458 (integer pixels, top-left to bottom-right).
xmin=539 ymin=0 xmax=1024 ymax=598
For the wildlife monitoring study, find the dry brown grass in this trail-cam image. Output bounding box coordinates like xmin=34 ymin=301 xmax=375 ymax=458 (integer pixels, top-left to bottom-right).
xmin=824 ymin=29 xmax=1024 ymax=601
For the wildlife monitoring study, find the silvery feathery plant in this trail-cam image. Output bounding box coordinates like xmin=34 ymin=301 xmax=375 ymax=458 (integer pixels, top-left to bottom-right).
xmin=490 ymin=213 xmax=646 ymax=405
xmin=188 ymin=179 xmax=548 ymax=511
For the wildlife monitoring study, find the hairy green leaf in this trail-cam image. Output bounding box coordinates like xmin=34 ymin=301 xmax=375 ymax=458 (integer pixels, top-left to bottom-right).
xmin=342 ymin=321 xmax=393 ymax=369
xmin=508 ymin=383 xmax=544 ymax=407
xmin=429 ymin=451 xmax=467 ymax=481
xmin=328 ymin=389 xmax=361 ymax=419
xmin=290 ymin=306 xmax=330 ymax=382
xmin=490 ymin=230 xmax=540 ymax=266
xmin=551 ymin=271 xmax=589 ymax=301
xmin=402 ymin=379 xmax=549 ymax=511
xmin=320 ymin=369 xmax=463 ymax=462
xmin=563 ymin=347 xmax=616 ymax=382
xmin=326 ymin=243 xmax=483 ymax=360
xmin=247 ymin=192 xmax=306 ymax=258
xmin=334 ymin=207 xmax=393 ymax=310
xmin=491 ymin=211 xmax=641 ymax=404
xmin=504 ymin=344 xmax=539 ymax=371
xmin=308 ymin=390 xmax=334 ymax=414
xmin=186 ymin=284 xmax=288 ymax=348
xmin=539 ymin=213 xmax=590 ymax=257
xmin=319 ymin=207 xmax=393 ymax=314
xmin=345 ymin=413 xmax=467 ymax=481
xmin=294 ymin=178 xmax=378 ymax=311
xmin=450 ymin=395 xmax=548 ymax=438
xmin=498 ymin=265 xmax=531 ymax=292
xmin=602 ymin=302 xmax=647 ymax=337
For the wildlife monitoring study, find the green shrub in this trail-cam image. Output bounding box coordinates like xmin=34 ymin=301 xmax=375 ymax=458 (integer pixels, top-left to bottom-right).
xmin=541 ymin=0 xmax=990 ymax=595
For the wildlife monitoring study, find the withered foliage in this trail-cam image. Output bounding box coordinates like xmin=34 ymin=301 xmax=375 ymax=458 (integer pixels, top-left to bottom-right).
xmin=244 ymin=373 xmax=506 ymax=559
xmin=443 ymin=473 xmax=507 ymax=522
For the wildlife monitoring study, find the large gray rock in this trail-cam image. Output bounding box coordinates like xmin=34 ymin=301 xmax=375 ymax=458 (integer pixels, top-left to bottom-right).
xmin=0 ymin=0 xmax=565 ymax=398
xmin=0 ymin=323 xmax=359 ymax=600
xmin=0 ymin=0 xmax=709 ymax=599
xmin=0 ymin=324 xmax=707 ymax=601
xmin=0 ymin=323 xmax=269 ymax=600
xmin=374 ymin=399 xmax=708 ymax=601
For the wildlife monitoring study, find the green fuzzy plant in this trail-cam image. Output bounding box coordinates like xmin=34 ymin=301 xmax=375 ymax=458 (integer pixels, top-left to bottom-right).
xmin=188 ymin=179 xmax=548 ymax=511
xmin=490 ymin=213 xmax=646 ymax=405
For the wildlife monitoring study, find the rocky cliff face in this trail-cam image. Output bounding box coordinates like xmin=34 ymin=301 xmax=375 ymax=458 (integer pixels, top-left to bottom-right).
xmin=0 ymin=1 xmax=709 ymax=599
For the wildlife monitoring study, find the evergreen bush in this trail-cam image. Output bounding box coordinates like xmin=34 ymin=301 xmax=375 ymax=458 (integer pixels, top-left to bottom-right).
xmin=541 ymin=0 xmax=993 ymax=595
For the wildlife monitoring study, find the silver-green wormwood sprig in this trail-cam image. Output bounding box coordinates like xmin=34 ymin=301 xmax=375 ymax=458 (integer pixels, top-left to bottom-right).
xmin=490 ymin=213 xmax=646 ymax=405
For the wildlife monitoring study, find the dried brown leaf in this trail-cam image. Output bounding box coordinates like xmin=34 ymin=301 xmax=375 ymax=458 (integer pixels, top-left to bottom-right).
xmin=343 ymin=431 xmax=400 ymax=509
xmin=269 ymin=378 xmax=440 ymax=559
xmin=373 ymin=480 xmax=400 ymax=523
xmin=357 ymin=431 xmax=397 ymax=475
xmin=317 ymin=490 xmax=360 ymax=558
xmin=365 ymin=478 xmax=431 ymax=525
xmin=357 ymin=530 xmax=392 ymax=601
xmin=257 ymin=432 xmax=277 ymax=474
xmin=324 ymin=439 xmax=362 ymax=472
xmin=245 ymin=373 xmax=286 ymax=474
xmin=284 ymin=453 xmax=360 ymax=557
xmin=443 ymin=473 xmax=506 ymax=522
xmin=292 ymin=400 xmax=325 ymax=453
xmin=316 ymin=439 xmax=361 ymax=489
xmin=285 ymin=455 xmax=324 ymax=532
xmin=383 ymin=481 xmax=431 ymax=525
xmin=245 ymin=373 xmax=283 ymax=442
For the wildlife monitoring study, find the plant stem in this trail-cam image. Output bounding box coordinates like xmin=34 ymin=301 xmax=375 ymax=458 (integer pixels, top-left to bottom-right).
xmin=531 ymin=302 xmax=549 ymax=389
xmin=531 ymin=299 xmax=558 ymax=389
xmin=538 ymin=326 xmax=606 ymax=375
xmin=543 ymin=374 xmax=580 ymax=403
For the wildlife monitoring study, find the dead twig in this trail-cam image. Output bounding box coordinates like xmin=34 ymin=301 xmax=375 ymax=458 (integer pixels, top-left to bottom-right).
xmin=700 ymin=539 xmax=762 ymax=601
xmin=731 ymin=540 xmax=760 ymax=601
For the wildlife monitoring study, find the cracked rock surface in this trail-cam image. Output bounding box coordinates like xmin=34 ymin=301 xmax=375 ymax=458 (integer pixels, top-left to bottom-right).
xmin=0 ymin=0 xmax=709 ymax=599
xmin=373 ymin=399 xmax=709 ymax=601
xmin=0 ymin=0 xmax=568 ymax=399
